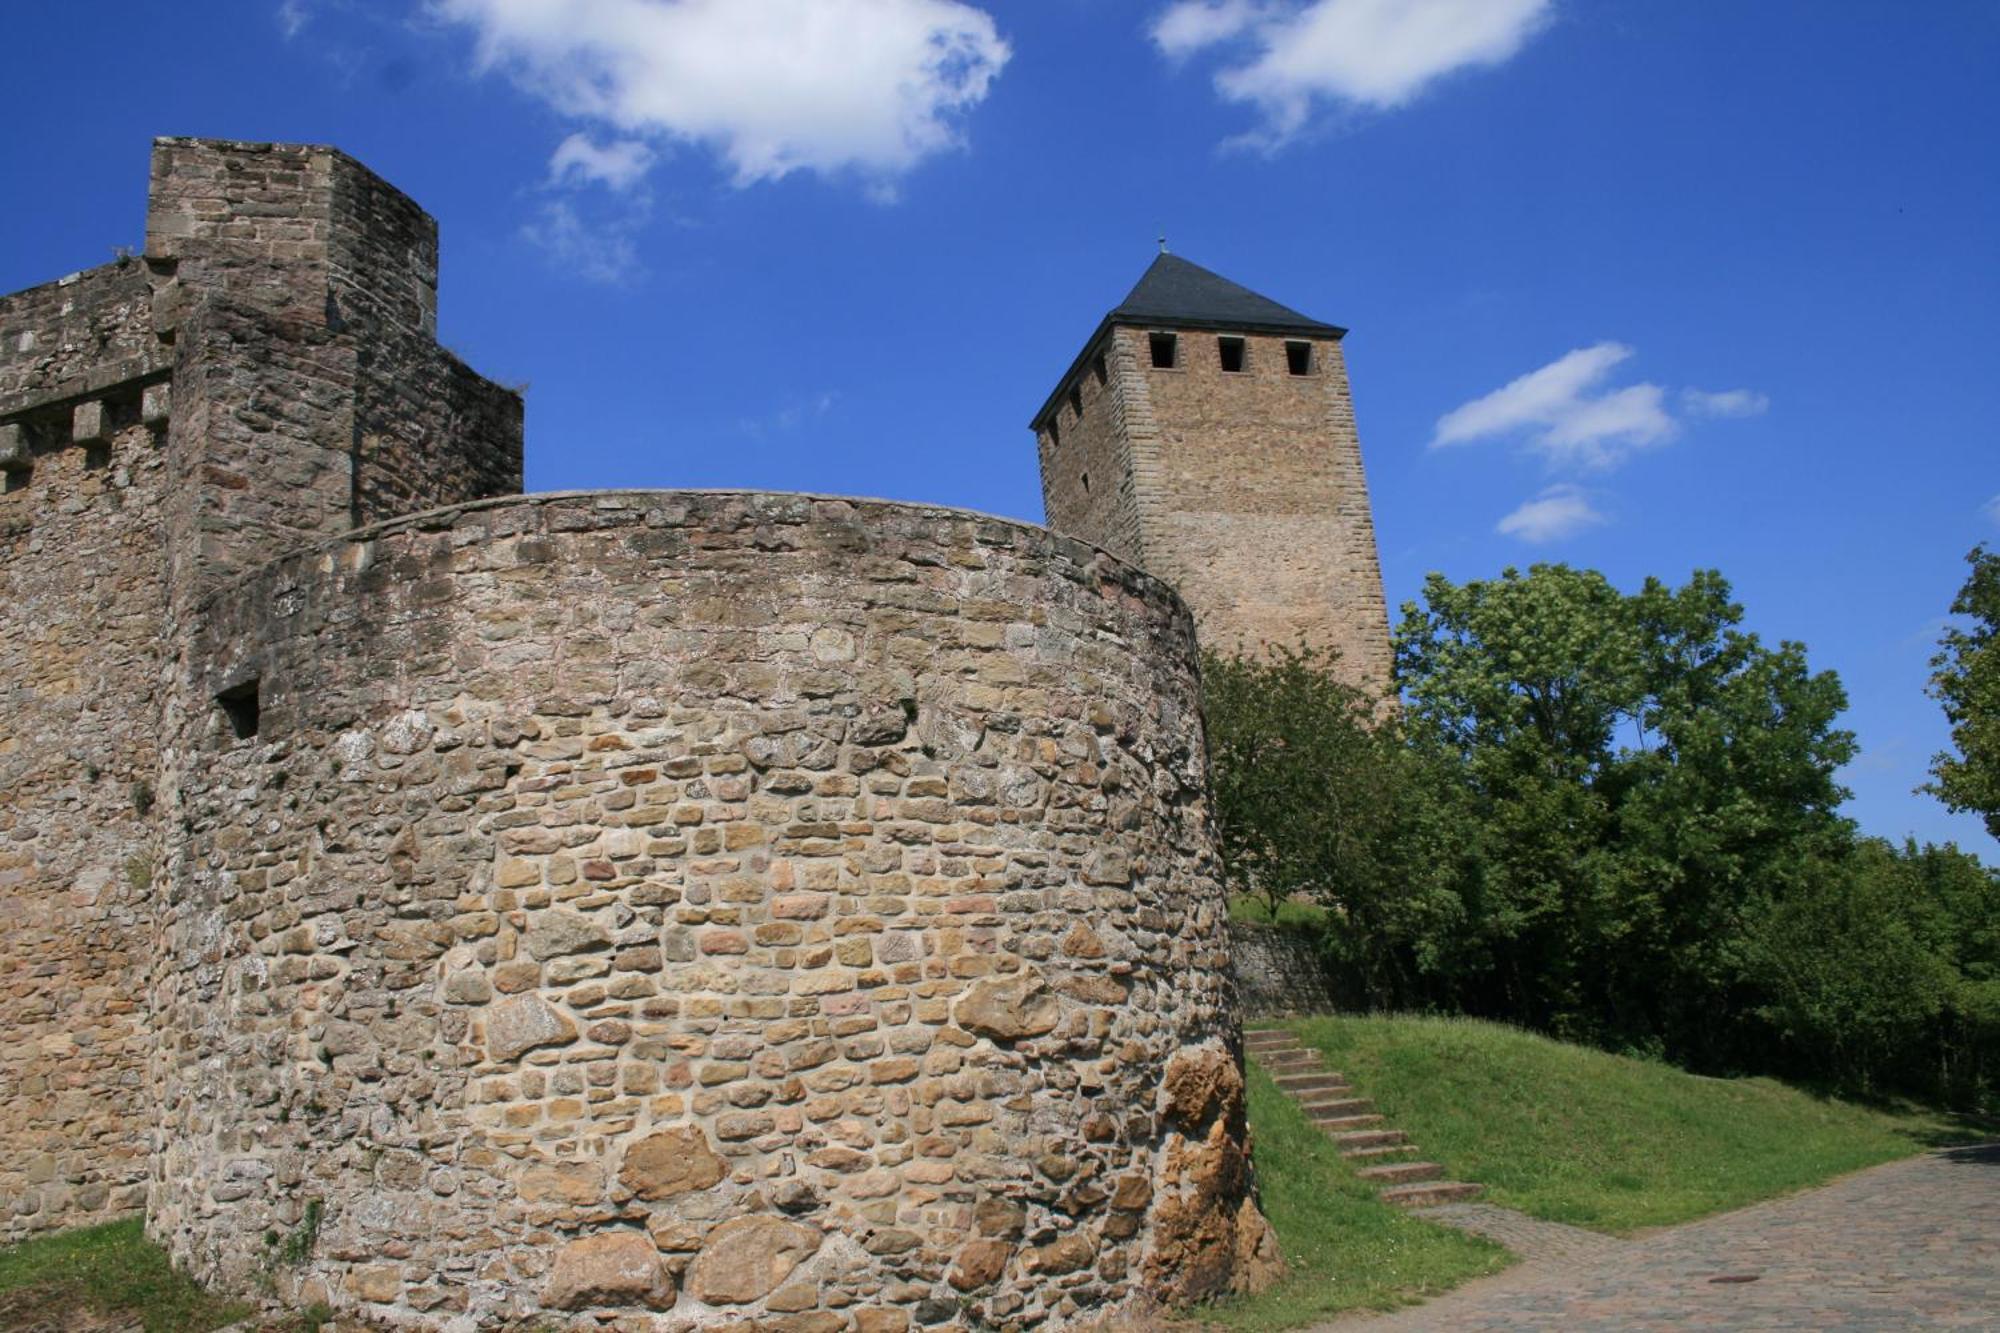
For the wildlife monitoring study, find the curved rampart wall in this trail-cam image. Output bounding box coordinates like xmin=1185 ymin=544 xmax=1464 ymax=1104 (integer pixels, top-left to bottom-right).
xmin=153 ymin=490 xmax=1272 ymax=1328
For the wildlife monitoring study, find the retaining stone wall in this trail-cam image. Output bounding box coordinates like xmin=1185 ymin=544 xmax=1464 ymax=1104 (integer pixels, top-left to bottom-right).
xmin=1227 ymin=924 xmax=1335 ymax=1018
xmin=154 ymin=490 xmax=1275 ymax=1329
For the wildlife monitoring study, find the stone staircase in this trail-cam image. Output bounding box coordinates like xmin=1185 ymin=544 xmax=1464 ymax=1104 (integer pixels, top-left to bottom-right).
xmin=1246 ymin=1028 xmax=1483 ymax=1208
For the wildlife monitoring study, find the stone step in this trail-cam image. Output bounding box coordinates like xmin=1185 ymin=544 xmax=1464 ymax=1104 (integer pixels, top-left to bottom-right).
xmin=1379 ymin=1181 xmax=1484 ymax=1208
xmin=1354 ymin=1160 xmax=1444 ymax=1185
xmin=1255 ymin=1051 xmax=1321 ymax=1070
xmin=1244 ymin=1030 xmax=1300 ymax=1048
xmin=1340 ymin=1142 xmax=1420 ymax=1161
xmin=1273 ymin=1073 xmax=1350 ymax=1094
xmin=1330 ymin=1128 xmax=1408 ymax=1151
xmin=1311 ymin=1113 xmax=1385 ymax=1132
xmin=1295 ymin=1096 xmax=1374 ymax=1117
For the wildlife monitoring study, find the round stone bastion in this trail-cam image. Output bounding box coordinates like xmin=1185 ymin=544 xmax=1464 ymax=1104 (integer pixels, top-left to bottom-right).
xmin=152 ymin=491 xmax=1279 ymax=1330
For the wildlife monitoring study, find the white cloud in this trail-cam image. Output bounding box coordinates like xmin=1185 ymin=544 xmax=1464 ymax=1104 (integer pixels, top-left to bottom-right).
xmin=548 ymin=133 xmax=656 ymax=192
xmin=1984 ymin=494 xmax=2000 ymax=527
xmin=1151 ymin=0 xmax=1549 ymax=146
xmin=1681 ymin=387 xmax=1771 ymax=419
xmin=278 ymin=0 xmax=311 ymax=37
xmin=1496 ymin=485 xmax=1606 ymax=544
xmin=521 ymin=199 xmax=644 ymax=285
xmin=1433 ymin=343 xmax=1677 ymax=471
xmin=435 ymin=0 xmax=1009 ymax=190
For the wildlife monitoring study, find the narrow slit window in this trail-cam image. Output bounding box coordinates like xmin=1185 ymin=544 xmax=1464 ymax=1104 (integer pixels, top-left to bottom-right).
xmin=1081 ymin=471 xmax=1091 ymax=494
xmin=1218 ymin=336 xmax=1247 ymax=373
xmin=1149 ymin=332 xmax=1178 ymax=369
xmin=1047 ymin=419 xmax=1060 ymax=449
xmin=1069 ymin=385 xmax=1084 ymax=420
xmin=1285 ymin=340 xmax=1314 ymax=375
xmin=1092 ymin=353 xmax=1108 ymax=385
xmin=217 ymin=679 xmax=260 ymax=740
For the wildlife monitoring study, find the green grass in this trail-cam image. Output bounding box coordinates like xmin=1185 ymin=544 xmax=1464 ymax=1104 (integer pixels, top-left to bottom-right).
xmin=1227 ymin=894 xmax=1332 ymax=929
xmin=1196 ymin=1062 xmax=1510 ymax=1329
xmin=1276 ymin=1013 xmax=1976 ymax=1234
xmin=0 ymin=1217 xmax=250 ymax=1333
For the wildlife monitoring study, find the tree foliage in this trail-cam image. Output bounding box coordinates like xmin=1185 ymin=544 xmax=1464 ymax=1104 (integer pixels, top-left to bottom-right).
xmin=1204 ymin=563 xmax=1998 ymax=1107
xmin=1927 ymin=545 xmax=2000 ymax=839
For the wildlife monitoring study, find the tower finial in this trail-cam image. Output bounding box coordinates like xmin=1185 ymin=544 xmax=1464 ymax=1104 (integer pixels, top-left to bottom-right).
xmin=1158 ymin=231 xmax=1169 ymax=255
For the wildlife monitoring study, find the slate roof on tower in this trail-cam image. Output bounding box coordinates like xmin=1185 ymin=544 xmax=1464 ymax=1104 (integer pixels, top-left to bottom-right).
xmin=1110 ymin=254 xmax=1345 ymax=338
xmin=1031 ymin=253 xmax=1346 ymax=429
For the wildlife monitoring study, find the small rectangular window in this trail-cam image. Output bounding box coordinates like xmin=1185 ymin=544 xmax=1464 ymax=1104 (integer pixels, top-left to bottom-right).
xmin=1149 ymin=332 xmax=1178 ymax=369
xmin=1285 ymin=340 xmax=1314 ymax=376
xmin=1069 ymin=385 xmax=1084 ymax=420
xmin=217 ymin=679 xmax=260 ymax=740
xmin=1047 ymin=419 xmax=1060 ymax=449
xmin=1218 ymin=337 xmax=1247 ymax=373
xmin=1092 ymin=353 xmax=1108 ymax=385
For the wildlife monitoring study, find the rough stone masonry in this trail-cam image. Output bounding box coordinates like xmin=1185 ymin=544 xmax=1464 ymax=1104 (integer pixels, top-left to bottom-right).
xmin=0 ymin=136 xmax=1391 ymax=1329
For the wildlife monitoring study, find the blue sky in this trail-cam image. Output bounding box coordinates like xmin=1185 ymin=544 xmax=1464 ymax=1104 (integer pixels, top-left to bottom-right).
xmin=4 ymin=1 xmax=1996 ymax=856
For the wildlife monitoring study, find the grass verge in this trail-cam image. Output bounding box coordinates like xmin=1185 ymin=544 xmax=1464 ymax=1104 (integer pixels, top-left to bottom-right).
xmin=0 ymin=1217 xmax=250 ymax=1333
xmin=1194 ymin=1061 xmax=1509 ymax=1330
xmin=1281 ymin=1013 xmax=1977 ymax=1233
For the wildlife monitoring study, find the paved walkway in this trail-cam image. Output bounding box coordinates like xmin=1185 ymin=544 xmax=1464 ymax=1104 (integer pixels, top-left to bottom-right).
xmin=1321 ymin=1144 xmax=2000 ymax=1331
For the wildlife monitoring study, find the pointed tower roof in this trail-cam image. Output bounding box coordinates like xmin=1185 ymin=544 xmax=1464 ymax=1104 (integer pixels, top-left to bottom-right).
xmin=1108 ymin=254 xmax=1344 ymax=338
xmin=1032 ymin=253 xmax=1346 ymax=428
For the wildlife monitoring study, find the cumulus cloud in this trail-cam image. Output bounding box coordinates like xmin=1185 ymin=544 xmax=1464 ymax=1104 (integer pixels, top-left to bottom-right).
xmin=548 ymin=133 xmax=656 ymax=192
xmin=1681 ymin=387 xmax=1771 ymax=419
xmin=1433 ymin=343 xmax=1677 ymax=471
xmin=1496 ymin=485 xmax=1606 ymax=544
xmin=434 ymin=0 xmax=1009 ymax=190
xmin=1150 ymin=0 xmax=1549 ymax=146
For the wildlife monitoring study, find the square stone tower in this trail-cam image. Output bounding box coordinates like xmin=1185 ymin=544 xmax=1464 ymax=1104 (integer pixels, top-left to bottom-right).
xmin=1032 ymin=253 xmax=1392 ymax=689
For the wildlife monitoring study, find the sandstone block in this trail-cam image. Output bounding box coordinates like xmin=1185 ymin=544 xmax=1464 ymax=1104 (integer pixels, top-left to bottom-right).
xmin=485 ymin=993 xmax=576 ymax=1062
xmin=525 ymin=908 xmax=611 ymax=960
xmin=543 ymin=1230 xmax=674 ymax=1311
xmin=954 ymin=974 xmax=1060 ymax=1042
xmin=686 ymin=1215 xmax=822 ymax=1305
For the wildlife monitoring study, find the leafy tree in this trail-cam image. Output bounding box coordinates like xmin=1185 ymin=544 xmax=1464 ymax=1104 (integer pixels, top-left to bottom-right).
xmin=1926 ymin=546 xmax=2000 ymax=838
xmin=1394 ymin=565 xmax=1855 ymax=1058
xmin=1201 ymin=646 xmax=1463 ymax=1005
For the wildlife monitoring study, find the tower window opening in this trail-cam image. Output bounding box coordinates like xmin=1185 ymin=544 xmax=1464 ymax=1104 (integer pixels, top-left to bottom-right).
xmin=1149 ymin=332 xmax=1178 ymax=369
xmin=217 ymin=679 xmax=261 ymax=740
xmin=1092 ymin=353 xmax=1108 ymax=385
xmin=1081 ymin=471 xmax=1091 ymax=494
xmin=1047 ymin=419 xmax=1060 ymax=449
xmin=1218 ymin=337 xmax=1247 ymax=373
xmin=1069 ymin=385 xmax=1084 ymax=420
xmin=1286 ymin=340 xmax=1314 ymax=376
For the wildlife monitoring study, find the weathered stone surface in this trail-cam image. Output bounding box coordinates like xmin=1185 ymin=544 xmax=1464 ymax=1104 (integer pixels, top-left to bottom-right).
xmin=485 ymin=993 xmax=576 ymax=1062
xmin=2 ymin=135 xmax=1278 ymax=1331
xmin=954 ymin=974 xmax=1061 ymax=1042
xmin=686 ymin=1215 xmax=823 ymax=1305
xmin=524 ymin=908 xmax=611 ymax=960
xmin=543 ymin=1231 xmax=674 ymax=1311
xmin=949 ymin=1238 xmax=1014 ymax=1291
xmin=618 ymin=1125 xmax=725 ymax=1200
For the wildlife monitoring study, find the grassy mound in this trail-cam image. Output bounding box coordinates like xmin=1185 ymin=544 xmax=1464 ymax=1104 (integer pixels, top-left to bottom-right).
xmin=1281 ymin=1013 xmax=1970 ymax=1233
xmin=1197 ymin=1062 xmax=1509 ymax=1329
xmin=0 ymin=1217 xmax=249 ymax=1333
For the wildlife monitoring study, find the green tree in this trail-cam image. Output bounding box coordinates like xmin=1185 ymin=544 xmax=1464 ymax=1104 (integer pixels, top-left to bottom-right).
xmin=1394 ymin=565 xmax=1856 ymax=1059
xmin=1926 ymin=545 xmax=2000 ymax=839
xmin=1201 ymin=646 xmax=1462 ymax=1005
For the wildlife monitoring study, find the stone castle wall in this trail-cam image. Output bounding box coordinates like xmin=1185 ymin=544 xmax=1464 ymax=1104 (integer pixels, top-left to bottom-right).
xmin=1038 ymin=325 xmax=1393 ymax=689
xmin=0 ymin=262 xmax=173 ymax=1238
xmin=154 ymin=490 xmax=1271 ymax=1328
xmin=0 ymin=137 xmax=524 ymax=1246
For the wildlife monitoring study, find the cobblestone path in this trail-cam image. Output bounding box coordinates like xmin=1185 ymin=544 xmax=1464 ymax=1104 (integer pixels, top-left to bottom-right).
xmin=1320 ymin=1144 xmax=2000 ymax=1330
